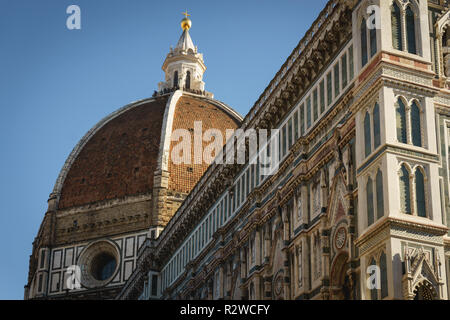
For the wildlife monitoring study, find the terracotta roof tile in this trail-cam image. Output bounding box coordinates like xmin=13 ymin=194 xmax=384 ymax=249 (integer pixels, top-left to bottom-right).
xmin=168 ymin=96 xmax=240 ymax=194
xmin=58 ymin=97 xmax=168 ymax=209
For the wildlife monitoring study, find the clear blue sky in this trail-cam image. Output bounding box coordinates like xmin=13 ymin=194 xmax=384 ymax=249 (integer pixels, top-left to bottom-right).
xmin=0 ymin=0 xmax=328 ymax=299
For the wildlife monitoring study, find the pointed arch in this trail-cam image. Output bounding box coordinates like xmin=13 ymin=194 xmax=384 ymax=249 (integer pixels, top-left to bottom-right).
xmin=399 ymin=164 xmax=411 ymax=214
xmin=414 ymin=167 xmax=426 ymax=218
xmin=185 ymin=70 xmax=191 ymax=89
xmin=380 ymin=252 xmax=388 ymax=299
xmin=395 ymin=98 xmax=407 ymax=143
xmin=361 ymin=18 xmax=368 ymax=67
xmin=325 ymin=171 xmax=349 ymax=226
xmin=249 ymin=282 xmax=255 ymax=300
xmin=411 ymin=101 xmax=422 ymax=147
xmin=373 ymin=103 xmax=381 ymax=148
xmin=406 ymin=6 xmax=417 ymax=54
xmin=364 ymin=111 xmax=372 ymax=157
xmin=391 ymin=2 xmax=402 ymax=51
xmin=369 ymin=257 xmax=378 ymax=300
xmin=369 ymin=14 xmax=377 ymax=57
xmin=329 ymin=252 xmax=350 ymax=299
xmin=376 ymin=169 xmax=384 ymax=220
xmin=173 ymin=70 xmax=179 ymax=88
xmin=366 ymin=177 xmax=374 ymax=226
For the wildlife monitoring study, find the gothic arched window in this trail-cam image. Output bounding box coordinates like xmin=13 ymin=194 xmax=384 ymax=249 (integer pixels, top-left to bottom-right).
xmin=391 ymin=2 xmax=403 ymax=51
xmin=297 ymin=245 xmax=303 ymax=288
xmin=314 ymin=232 xmax=322 ymax=279
xmin=361 ymin=19 xmax=368 ymax=67
xmin=396 ymin=98 xmax=407 ymax=144
xmin=399 ymin=165 xmax=411 ymax=214
xmin=373 ymin=103 xmax=381 ymax=148
xmin=411 ymin=101 xmax=422 ymax=147
xmin=415 ymin=168 xmax=426 ymax=217
xmin=185 ymin=70 xmax=191 ymax=89
xmin=369 ymin=258 xmax=378 ymax=300
xmin=297 ymin=195 xmax=302 ymax=222
xmin=406 ymin=6 xmax=417 ymax=54
xmin=249 ymin=282 xmax=255 ymax=300
xmin=364 ymin=112 xmax=372 ymax=157
xmin=367 ymin=177 xmax=374 ymax=226
xmin=380 ymin=252 xmax=388 ymax=299
xmin=370 ymin=19 xmax=377 ymax=58
xmin=173 ymin=71 xmax=179 ymax=88
xmin=312 ymin=182 xmax=321 ymax=215
xmin=376 ymin=169 xmax=384 ymax=220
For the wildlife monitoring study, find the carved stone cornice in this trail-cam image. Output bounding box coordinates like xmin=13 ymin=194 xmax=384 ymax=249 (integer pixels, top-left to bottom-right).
xmin=355 ymin=217 xmax=449 ymax=256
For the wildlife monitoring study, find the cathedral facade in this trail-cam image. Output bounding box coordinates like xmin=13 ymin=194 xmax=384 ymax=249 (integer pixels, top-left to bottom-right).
xmin=28 ymin=0 xmax=450 ymax=300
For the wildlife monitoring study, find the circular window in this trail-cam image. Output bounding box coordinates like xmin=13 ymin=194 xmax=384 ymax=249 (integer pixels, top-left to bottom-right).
xmin=334 ymin=227 xmax=347 ymax=250
xmin=77 ymin=240 xmax=120 ymax=288
xmin=91 ymin=252 xmax=117 ymax=281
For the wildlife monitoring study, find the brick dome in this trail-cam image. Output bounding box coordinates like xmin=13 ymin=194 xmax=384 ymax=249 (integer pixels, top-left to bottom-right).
xmin=168 ymin=95 xmax=241 ymax=194
xmin=54 ymin=92 xmax=241 ymax=210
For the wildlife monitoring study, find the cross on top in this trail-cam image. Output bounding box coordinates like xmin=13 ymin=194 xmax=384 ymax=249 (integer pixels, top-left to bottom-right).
xmin=182 ymin=10 xmax=190 ymax=19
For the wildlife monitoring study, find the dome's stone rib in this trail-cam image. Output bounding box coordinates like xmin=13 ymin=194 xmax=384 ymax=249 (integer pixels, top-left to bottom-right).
xmin=156 ymin=91 xmax=183 ymax=173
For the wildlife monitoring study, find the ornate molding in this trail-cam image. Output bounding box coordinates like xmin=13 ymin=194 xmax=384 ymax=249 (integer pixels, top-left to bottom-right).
xmin=356 ymin=217 xmax=448 ymax=255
